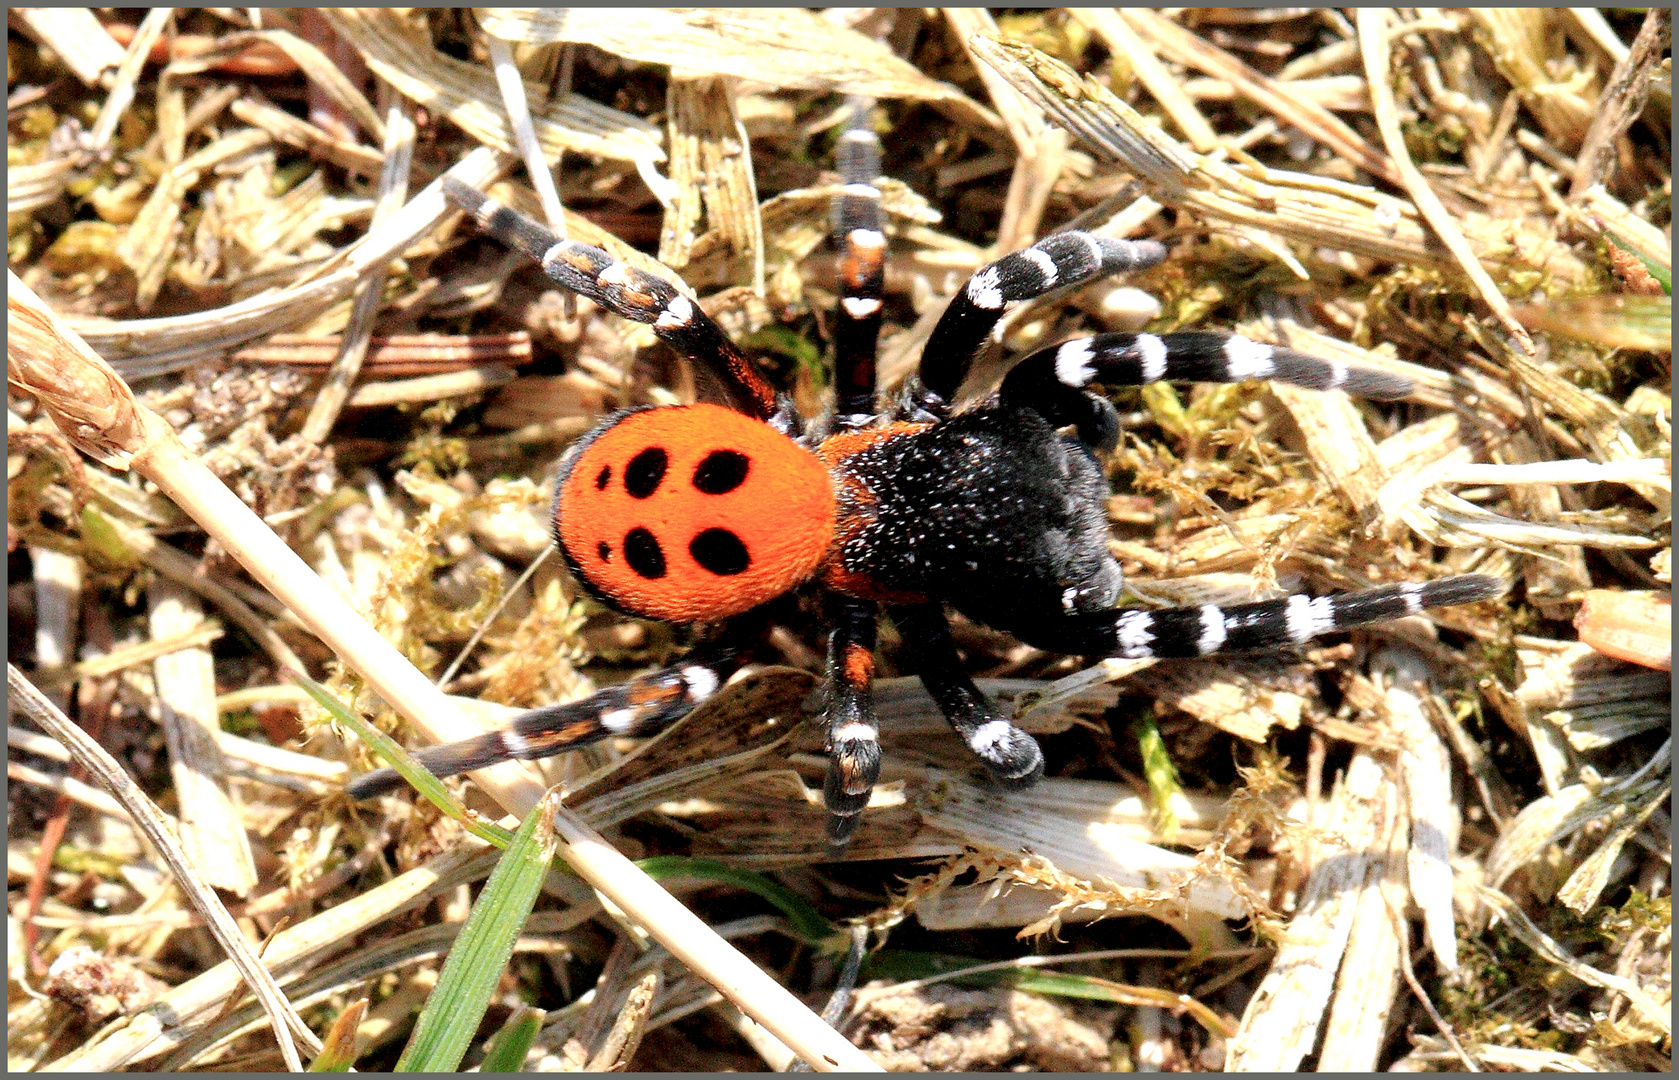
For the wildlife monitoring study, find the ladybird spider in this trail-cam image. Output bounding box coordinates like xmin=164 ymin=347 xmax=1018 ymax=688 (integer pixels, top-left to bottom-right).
xmin=349 ymin=126 xmax=1501 ymax=848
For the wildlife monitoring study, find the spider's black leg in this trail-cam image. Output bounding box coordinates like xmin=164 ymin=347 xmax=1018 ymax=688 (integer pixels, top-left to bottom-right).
xmin=891 ymin=603 xmax=1044 ymax=788
xmin=905 ymin=231 xmax=1168 ymax=418
xmin=443 ymin=177 xmax=780 ymax=420
xmin=822 ymin=596 xmax=881 ymax=849
xmin=345 ymin=648 xmax=741 ymax=800
xmin=1000 ymin=331 xmax=1414 ymax=450
xmin=831 ymin=114 xmax=886 ymax=432
xmin=1008 ymin=575 xmax=1505 ymax=660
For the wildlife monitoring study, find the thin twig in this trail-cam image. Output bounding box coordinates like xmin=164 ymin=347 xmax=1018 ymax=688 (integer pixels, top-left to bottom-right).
xmin=486 ymin=35 xmax=566 ymax=235
xmin=1570 ymin=7 xmax=1671 ymax=196
xmin=299 ymin=92 xmax=416 ymax=443
xmin=438 ymin=546 xmax=553 ymax=690
xmin=1357 ymin=9 xmax=1535 ymax=355
xmin=8 ymin=664 xmax=320 ymax=1069
xmin=1386 ymin=892 xmax=1479 ymax=1071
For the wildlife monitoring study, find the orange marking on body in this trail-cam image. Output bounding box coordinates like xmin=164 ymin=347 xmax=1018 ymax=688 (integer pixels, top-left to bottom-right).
xmin=527 ymin=719 xmax=605 ymax=752
xmin=814 ymin=422 xmax=930 ymax=468
xmin=842 ymin=245 xmax=884 ymax=289
xmin=843 ymin=642 xmax=874 ymax=686
xmin=816 ymin=422 xmax=933 ymax=604
xmin=556 ymin=404 xmax=836 ymax=622
xmin=628 ymin=682 xmax=682 ymax=706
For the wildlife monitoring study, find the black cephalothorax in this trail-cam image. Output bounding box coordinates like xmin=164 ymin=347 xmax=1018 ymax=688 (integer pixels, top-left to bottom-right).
xmin=348 ymin=121 xmax=1502 ymax=850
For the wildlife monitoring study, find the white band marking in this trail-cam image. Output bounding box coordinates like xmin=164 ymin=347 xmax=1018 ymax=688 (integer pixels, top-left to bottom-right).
xmin=1284 ymin=595 xmax=1338 ymax=643
xmin=596 ymin=262 xmax=634 ymax=287
xmin=834 ymin=721 xmax=878 ymax=744
xmin=1197 ymin=605 xmax=1228 ymax=655
xmin=601 ymin=707 xmax=639 ymax=732
xmin=966 ymin=266 xmax=1005 ymax=310
xmin=1077 ymin=232 xmax=1106 ymax=268
xmin=1054 ymin=338 xmax=1097 ymax=386
xmin=1223 ymin=336 xmax=1277 ymax=380
xmin=841 ymin=296 xmax=882 ymax=317
xmin=847 ymin=228 xmax=886 ymax=250
xmin=1116 ymin=610 xmax=1156 ymax=657
xmin=1021 ymin=248 xmax=1059 ymax=286
xmin=968 ymin=719 xmax=1016 ymax=759
xmin=655 ymin=293 xmax=694 ymax=328
xmin=681 ymin=665 xmax=720 ymax=700
xmin=1136 ymin=333 xmax=1169 ymax=382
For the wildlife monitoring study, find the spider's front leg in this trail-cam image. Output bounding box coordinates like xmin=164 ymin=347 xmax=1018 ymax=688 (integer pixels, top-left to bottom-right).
xmin=443 ymin=177 xmax=783 ymax=422
xmin=891 ymin=603 xmax=1044 ymax=788
xmin=821 ymin=596 xmax=882 ymax=849
xmin=345 ymin=646 xmax=742 ymax=800
xmin=903 ymin=230 xmax=1168 ymax=418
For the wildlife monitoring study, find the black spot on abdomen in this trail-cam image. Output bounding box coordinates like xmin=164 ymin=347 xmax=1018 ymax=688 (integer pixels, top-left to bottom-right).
xmin=597 ymin=541 xmax=611 ymax=562
xmin=624 ymin=448 xmax=668 ymax=498
xmin=594 ymin=465 xmax=612 ymax=490
xmin=692 ymin=450 xmax=750 ymax=495
xmin=623 ymin=528 xmax=666 ymax=578
xmin=689 ymin=528 xmax=750 ymax=575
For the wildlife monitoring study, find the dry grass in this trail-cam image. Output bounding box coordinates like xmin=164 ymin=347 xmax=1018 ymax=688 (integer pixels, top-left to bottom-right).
xmin=7 ymin=7 xmax=1671 ymax=1073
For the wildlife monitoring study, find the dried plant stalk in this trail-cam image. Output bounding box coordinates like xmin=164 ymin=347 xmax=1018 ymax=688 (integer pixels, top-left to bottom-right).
xmin=662 ymin=76 xmax=765 ymax=295
xmin=10 ymin=8 xmax=126 ymax=87
xmin=148 ymin=579 xmax=259 ymax=897
xmin=968 ymin=36 xmax=1589 ymax=286
xmin=478 ymin=7 xmax=985 ymax=112
xmin=62 ymin=147 xmax=514 ymax=373
xmin=1228 ymin=752 xmax=1391 ymax=1070
xmin=9 ymin=271 xmax=548 ymax=811
xmin=325 ymin=9 xmax=665 ymax=170
xmin=1358 ymin=8 xmax=1534 ymax=352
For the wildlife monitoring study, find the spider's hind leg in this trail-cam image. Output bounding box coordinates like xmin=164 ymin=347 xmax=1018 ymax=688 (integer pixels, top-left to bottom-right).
xmin=999 ymin=330 xmax=1414 ymax=450
xmin=892 ymin=603 xmax=1044 ymax=788
xmin=822 ymin=596 xmax=882 ymax=849
xmin=1009 ymin=575 xmax=1506 ymax=661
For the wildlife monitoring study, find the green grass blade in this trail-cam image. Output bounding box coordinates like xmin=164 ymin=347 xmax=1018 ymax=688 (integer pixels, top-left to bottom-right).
xmin=1131 ymin=714 xmax=1182 ymax=839
xmin=635 ymin=855 xmax=840 ymax=947
xmin=292 ymin=672 xmax=515 ymax=849
xmin=479 ymin=1005 xmax=544 ymax=1073
xmin=395 ymin=789 xmax=562 ymax=1072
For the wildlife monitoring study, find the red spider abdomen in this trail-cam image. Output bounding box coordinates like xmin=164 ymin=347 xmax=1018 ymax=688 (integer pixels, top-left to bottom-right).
xmin=555 ymin=404 xmax=835 ymax=622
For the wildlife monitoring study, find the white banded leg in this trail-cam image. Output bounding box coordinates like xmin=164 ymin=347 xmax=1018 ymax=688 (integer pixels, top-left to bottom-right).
xmin=999 ymin=330 xmax=1415 ymax=447
xmin=346 ymin=653 xmax=736 ymax=799
xmin=823 ymin=598 xmax=881 ymax=848
xmin=892 ymin=604 xmax=1045 ymax=788
xmin=913 ymin=231 xmax=1170 ymax=410
xmin=1013 ymin=575 xmax=1506 ymax=660
xmin=442 ymin=176 xmax=779 ymax=418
